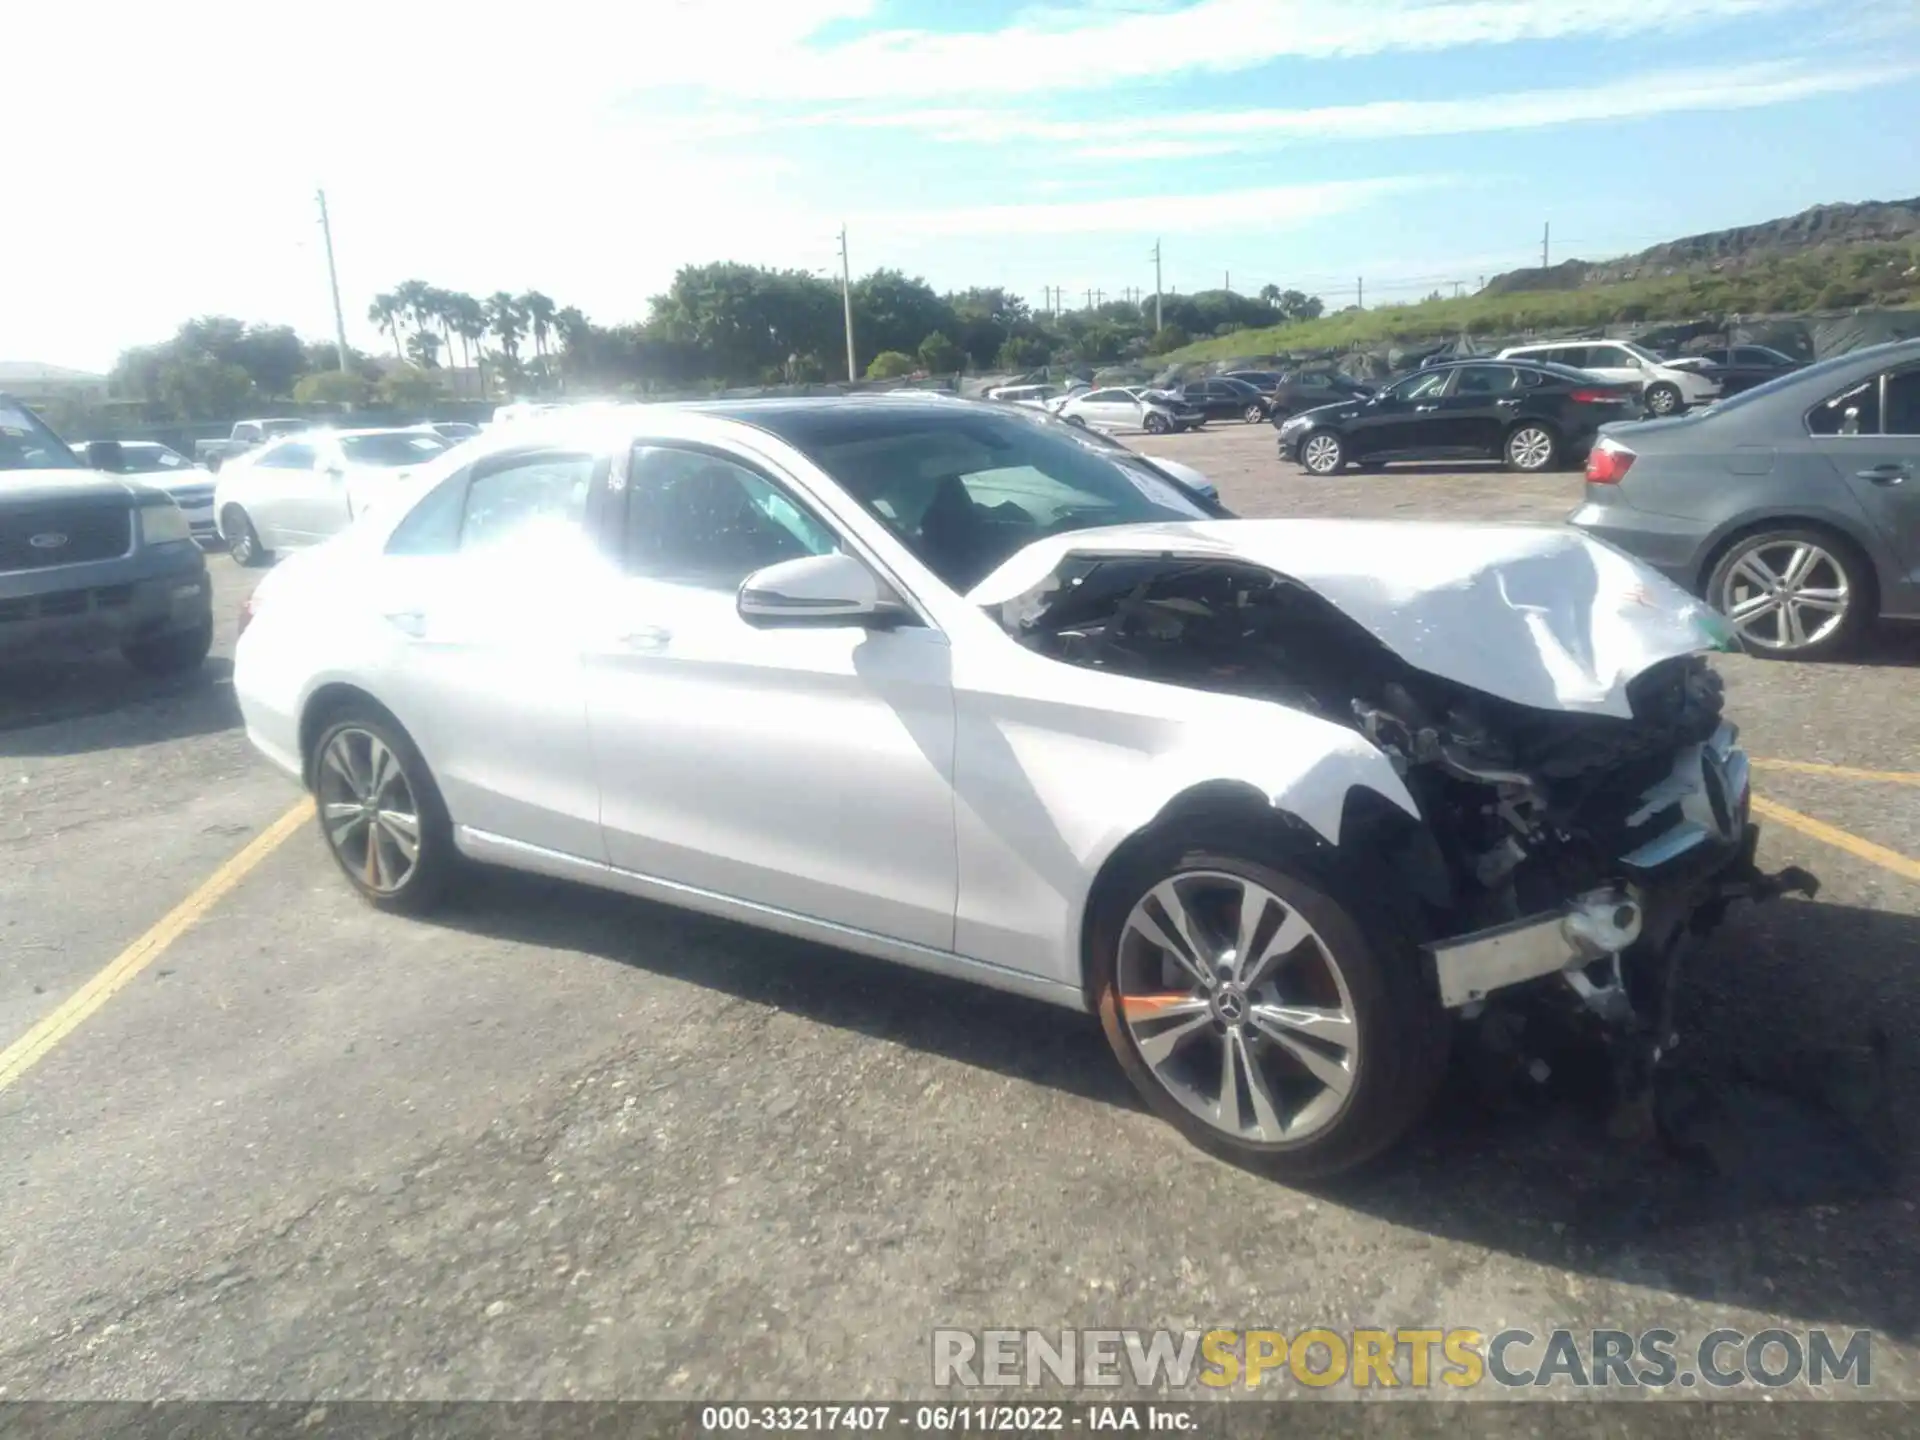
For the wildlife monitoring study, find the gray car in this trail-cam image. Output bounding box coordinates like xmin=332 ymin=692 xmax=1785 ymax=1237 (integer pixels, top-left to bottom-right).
xmin=1 ymin=395 xmax=213 ymax=675
xmin=1569 ymin=338 xmax=1920 ymax=659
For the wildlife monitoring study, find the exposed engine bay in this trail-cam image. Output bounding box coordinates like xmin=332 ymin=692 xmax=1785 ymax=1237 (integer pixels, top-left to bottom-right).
xmin=989 ymin=553 xmax=1819 ymax=1132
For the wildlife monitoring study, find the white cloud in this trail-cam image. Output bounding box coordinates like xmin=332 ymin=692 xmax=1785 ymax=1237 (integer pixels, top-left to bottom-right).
xmin=695 ymin=0 xmax=1804 ymax=101
xmin=858 ymin=176 xmax=1437 ymax=240
xmin=1030 ymin=58 xmax=1920 ymax=157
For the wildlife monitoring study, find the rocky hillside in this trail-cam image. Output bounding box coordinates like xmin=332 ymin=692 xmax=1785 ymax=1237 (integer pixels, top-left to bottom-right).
xmin=1486 ymin=196 xmax=1920 ymax=294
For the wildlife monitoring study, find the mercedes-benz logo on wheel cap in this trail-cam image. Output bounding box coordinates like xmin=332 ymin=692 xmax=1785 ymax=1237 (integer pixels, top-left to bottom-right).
xmin=29 ymin=532 xmax=69 ymax=549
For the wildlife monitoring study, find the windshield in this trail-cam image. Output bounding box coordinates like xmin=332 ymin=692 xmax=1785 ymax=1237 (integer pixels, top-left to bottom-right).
xmin=0 ymin=401 xmax=83 ymax=470
xmin=340 ymin=432 xmax=453 ymax=467
xmin=1621 ymin=342 xmax=1667 ymax=366
xmin=757 ymin=405 xmax=1211 ymax=591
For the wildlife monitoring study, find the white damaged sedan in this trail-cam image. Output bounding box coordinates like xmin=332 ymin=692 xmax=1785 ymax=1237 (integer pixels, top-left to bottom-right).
xmin=234 ymin=397 xmax=1813 ymax=1177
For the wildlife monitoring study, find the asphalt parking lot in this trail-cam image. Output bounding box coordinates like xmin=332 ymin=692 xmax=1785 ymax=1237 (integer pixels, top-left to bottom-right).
xmin=2 ymin=423 xmax=1918 ymax=1403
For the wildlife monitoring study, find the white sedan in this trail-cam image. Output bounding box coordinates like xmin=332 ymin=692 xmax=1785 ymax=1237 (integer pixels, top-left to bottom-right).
xmin=232 ymin=397 xmax=1801 ymax=1177
xmin=1053 ymin=386 xmax=1199 ymax=434
xmin=215 ymin=427 xmax=453 ymax=565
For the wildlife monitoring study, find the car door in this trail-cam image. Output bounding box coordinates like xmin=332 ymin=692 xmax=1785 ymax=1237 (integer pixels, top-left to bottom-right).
xmin=1346 ymin=370 xmax=1450 ymax=459
xmin=1082 ymin=389 xmax=1136 ymax=429
xmin=1583 ymin=344 xmax=1651 ymax=390
xmin=1424 ymin=364 xmax=1520 ymax=456
xmin=1819 ymin=364 xmax=1920 ymax=604
xmin=242 ymin=441 xmax=319 ymax=547
xmin=283 ymin=434 xmax=357 ymax=541
xmin=585 ymin=441 xmax=959 ymax=950
xmin=364 ymin=446 xmax=609 ymax=861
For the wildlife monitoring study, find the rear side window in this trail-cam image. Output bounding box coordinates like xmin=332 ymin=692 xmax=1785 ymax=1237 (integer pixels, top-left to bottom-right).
xmin=1452 ymin=365 xmax=1522 ymax=395
xmin=385 ymin=473 xmax=468 ymax=555
xmin=1808 ymin=377 xmax=1880 ymax=436
xmin=461 ymin=453 xmax=595 ymax=551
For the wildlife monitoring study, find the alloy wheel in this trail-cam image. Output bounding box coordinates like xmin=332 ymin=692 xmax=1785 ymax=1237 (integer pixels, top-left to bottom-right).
xmin=1301 ymin=433 xmax=1342 ymax=473
xmin=1117 ymin=870 xmax=1359 ymax=1144
xmin=1647 ymin=385 xmax=1679 ymax=415
xmin=317 ymin=727 xmax=422 ymax=895
xmin=1719 ymin=540 xmax=1850 ymax=652
xmin=1507 ymin=426 xmax=1553 ymax=470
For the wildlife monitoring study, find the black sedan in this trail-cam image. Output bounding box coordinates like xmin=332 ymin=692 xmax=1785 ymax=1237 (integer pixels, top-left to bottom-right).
xmin=1275 ymin=359 xmax=1640 ymax=474
xmin=1665 ymin=344 xmax=1805 ymax=397
xmin=1167 ymin=376 xmax=1270 ymax=424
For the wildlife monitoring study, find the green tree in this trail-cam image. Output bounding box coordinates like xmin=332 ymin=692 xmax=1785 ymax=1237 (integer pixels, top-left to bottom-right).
xmin=485 ymin=292 xmax=526 ymax=360
xmin=916 ymin=331 xmax=964 ymax=374
xmin=378 ymin=364 xmax=441 ymax=407
xmin=520 ymin=291 xmax=558 ymax=366
xmin=231 ymin=325 xmax=306 ymax=397
xmin=406 ymin=331 xmax=443 ymax=368
xmin=851 ymin=270 xmax=954 ymax=370
xmin=367 ymin=292 xmax=404 ymax=359
xmin=293 ymin=370 xmax=371 ymax=406
xmin=866 ymin=350 xmax=918 ymax=379
xmin=993 ymin=335 xmax=1050 ymax=370
xmin=1146 ymin=325 xmax=1191 ymax=355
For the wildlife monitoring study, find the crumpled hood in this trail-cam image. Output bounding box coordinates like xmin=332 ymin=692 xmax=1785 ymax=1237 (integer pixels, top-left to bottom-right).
xmin=967 ymin=519 xmax=1735 ymax=718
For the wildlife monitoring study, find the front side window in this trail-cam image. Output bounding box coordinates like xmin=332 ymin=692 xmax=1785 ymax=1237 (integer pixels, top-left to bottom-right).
xmin=1882 ymin=370 xmax=1920 ymax=436
xmin=1808 ymin=377 xmax=1880 ymax=436
xmin=1386 ymin=371 xmax=1449 ymax=402
xmin=624 ymin=447 xmax=837 ymax=590
xmin=0 ymin=402 xmax=82 ymax=470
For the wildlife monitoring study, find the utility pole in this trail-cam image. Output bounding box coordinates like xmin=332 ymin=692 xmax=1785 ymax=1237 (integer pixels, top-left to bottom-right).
xmin=1095 ymin=289 xmax=1104 ymax=307
xmin=1151 ymin=239 xmax=1163 ymax=331
xmin=837 ymin=224 xmax=856 ymax=382
xmin=1453 ymin=281 xmax=1463 ymax=298
xmin=1357 ymin=276 xmax=1364 ymax=309
xmin=1085 ymin=287 xmax=1094 ymax=310
xmin=1542 ymin=221 xmax=1550 ymax=270
xmin=1224 ymin=270 xmax=1230 ymax=292
xmin=315 ymin=189 xmax=350 ymax=371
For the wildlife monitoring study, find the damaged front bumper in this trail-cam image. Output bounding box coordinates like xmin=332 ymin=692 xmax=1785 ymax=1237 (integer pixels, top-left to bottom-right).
xmin=1424 ymin=723 xmax=1817 ymax=1014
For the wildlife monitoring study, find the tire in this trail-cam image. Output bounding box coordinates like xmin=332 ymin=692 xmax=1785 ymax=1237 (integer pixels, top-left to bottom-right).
xmin=223 ymin=505 xmax=271 ymax=567
xmin=1705 ymin=526 xmax=1872 ymax=660
xmin=1503 ymin=422 xmax=1557 ymax=472
xmin=309 ymin=706 xmax=457 ymax=914
xmin=1299 ymin=430 xmax=1345 ymax=475
xmin=1088 ymin=828 xmax=1447 ymax=1180
xmin=1243 ymin=404 xmax=1266 ymax=424
xmin=1067 ymin=413 xmax=1087 ymax=428
xmin=122 ymin=623 xmax=212 ymax=677
xmin=1143 ymin=412 xmax=1171 ymax=435
xmin=1644 ymin=383 xmax=1683 ymax=417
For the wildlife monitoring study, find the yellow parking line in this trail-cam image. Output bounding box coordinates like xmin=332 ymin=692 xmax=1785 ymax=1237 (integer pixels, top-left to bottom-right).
xmin=1753 ymin=758 xmax=1920 ymax=787
xmin=1751 ymin=795 xmax=1920 ymax=884
xmin=0 ymin=798 xmax=313 ymax=1094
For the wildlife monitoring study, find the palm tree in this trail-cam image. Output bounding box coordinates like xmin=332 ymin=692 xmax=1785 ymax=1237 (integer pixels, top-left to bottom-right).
xmin=553 ymin=305 xmax=589 ymax=392
xmin=1258 ymin=283 xmax=1282 ymax=307
xmin=394 ymin=279 xmax=436 ymax=356
xmin=367 ymin=292 xmax=403 ymax=359
xmin=519 ymin=291 xmax=557 ymax=361
xmin=485 ymin=291 xmax=526 ymax=367
xmin=449 ymin=294 xmax=489 ymax=399
xmin=406 ymin=331 xmax=442 ymax=368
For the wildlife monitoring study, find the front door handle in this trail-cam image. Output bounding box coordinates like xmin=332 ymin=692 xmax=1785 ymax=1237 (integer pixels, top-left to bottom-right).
xmin=618 ymin=625 xmax=673 ymax=651
xmin=1858 ymin=463 xmax=1911 ymax=485
xmin=1413 ymin=404 xmax=1439 ymax=413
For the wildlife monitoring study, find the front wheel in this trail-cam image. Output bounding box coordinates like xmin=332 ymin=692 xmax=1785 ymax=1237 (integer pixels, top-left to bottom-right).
xmin=1299 ymin=430 xmax=1345 ymax=474
xmin=1706 ymin=528 xmax=1869 ymax=659
xmin=1143 ymin=412 xmax=1171 ymax=435
xmin=122 ymin=624 xmax=211 ymax=677
xmin=310 ymin=708 xmax=458 ymax=914
xmin=1089 ymin=838 xmax=1446 ymax=1179
xmin=1503 ymin=423 xmax=1557 ymax=472
xmin=1243 ymin=404 xmax=1266 ymax=424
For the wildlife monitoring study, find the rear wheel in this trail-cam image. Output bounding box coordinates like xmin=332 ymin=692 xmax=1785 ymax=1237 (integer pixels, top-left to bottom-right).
xmin=1143 ymin=412 xmax=1171 ymax=435
xmin=1300 ymin=430 xmax=1345 ymax=474
xmin=223 ymin=505 xmax=270 ymax=567
xmin=1089 ymin=834 xmax=1446 ymax=1179
xmin=1503 ymin=423 xmax=1557 ymax=472
xmin=1706 ymin=527 xmax=1869 ymax=659
xmin=1644 ymin=382 xmax=1683 ymax=417
xmin=310 ymin=708 xmax=457 ymax=914
xmin=1243 ymin=403 xmax=1266 ymax=424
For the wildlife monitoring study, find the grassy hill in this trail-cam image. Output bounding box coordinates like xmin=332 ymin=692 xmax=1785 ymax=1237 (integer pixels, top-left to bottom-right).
xmin=1160 ymin=238 xmax=1920 ymax=365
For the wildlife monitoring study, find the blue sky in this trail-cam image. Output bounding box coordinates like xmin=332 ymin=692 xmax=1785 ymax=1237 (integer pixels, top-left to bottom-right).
xmin=8 ymin=0 xmax=1918 ymax=369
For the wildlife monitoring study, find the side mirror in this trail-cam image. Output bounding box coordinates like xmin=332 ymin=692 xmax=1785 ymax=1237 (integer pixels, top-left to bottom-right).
xmin=738 ymin=552 xmax=909 ymax=629
xmin=84 ymin=440 xmax=126 ymax=472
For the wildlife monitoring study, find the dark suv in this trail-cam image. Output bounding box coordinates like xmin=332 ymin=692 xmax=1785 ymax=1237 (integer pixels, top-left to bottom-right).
xmin=1 ymin=396 xmax=213 ymax=675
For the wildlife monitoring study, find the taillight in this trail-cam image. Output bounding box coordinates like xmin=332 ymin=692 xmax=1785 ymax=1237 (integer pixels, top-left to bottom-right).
xmin=1569 ymin=388 xmax=1618 ymax=403
xmin=1586 ymin=440 xmax=1636 ymax=484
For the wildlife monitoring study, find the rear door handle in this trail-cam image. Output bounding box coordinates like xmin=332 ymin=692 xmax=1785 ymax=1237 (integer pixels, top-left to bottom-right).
xmin=618 ymin=625 xmax=673 ymax=651
xmin=1858 ymin=463 xmax=1911 ymax=485
xmin=1413 ymin=404 xmax=1438 ymax=413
